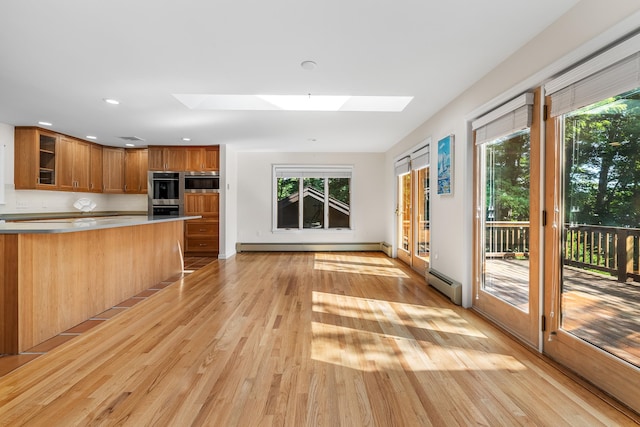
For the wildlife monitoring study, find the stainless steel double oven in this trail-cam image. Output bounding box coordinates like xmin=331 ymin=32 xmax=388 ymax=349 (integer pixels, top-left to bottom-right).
xmin=148 ymin=172 xmax=184 ymax=217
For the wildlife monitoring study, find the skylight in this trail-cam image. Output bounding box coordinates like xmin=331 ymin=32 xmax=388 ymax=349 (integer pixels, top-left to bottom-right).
xmin=173 ymin=94 xmax=413 ymax=112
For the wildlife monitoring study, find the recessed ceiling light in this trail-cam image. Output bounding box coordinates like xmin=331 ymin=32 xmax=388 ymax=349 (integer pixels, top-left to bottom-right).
xmin=38 ymin=121 xmax=52 ymax=126
xmin=104 ymin=98 xmax=120 ymax=105
xmin=125 ymin=143 xmax=135 ymax=147
xmin=86 ymin=135 xmax=97 ymax=140
xmin=182 ymin=137 xmax=191 ymax=142
xmin=300 ymin=60 xmax=317 ymax=71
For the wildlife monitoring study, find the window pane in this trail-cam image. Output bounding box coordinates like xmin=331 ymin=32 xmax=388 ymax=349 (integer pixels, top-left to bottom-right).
xmin=277 ymin=178 xmax=299 ymax=228
xmin=399 ymin=174 xmax=411 ymax=251
xmin=416 ymin=168 xmax=429 ymax=259
xmin=561 ymin=87 xmax=640 ymax=367
xmin=328 ymin=178 xmax=350 ymax=228
xmin=481 ymin=129 xmax=531 ymax=311
xmin=303 ymin=178 xmax=325 ymax=229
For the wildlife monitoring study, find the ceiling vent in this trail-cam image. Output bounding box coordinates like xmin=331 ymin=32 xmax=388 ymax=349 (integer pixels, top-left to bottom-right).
xmin=118 ymin=136 xmax=145 ymax=142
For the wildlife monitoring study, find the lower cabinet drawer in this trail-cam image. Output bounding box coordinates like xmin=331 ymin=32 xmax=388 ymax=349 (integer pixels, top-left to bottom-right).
xmin=186 ymin=221 xmax=218 ymax=237
xmin=185 ymin=237 xmax=219 ymax=253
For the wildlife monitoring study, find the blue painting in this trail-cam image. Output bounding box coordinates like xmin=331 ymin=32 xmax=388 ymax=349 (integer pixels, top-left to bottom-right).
xmin=437 ymin=135 xmax=453 ymax=195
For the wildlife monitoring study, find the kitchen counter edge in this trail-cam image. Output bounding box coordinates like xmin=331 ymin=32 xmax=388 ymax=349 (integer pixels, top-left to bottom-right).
xmin=0 ymin=215 xmax=201 ymax=234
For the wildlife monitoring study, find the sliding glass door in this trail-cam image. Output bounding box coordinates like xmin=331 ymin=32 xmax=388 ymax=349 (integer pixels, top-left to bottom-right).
xmin=395 ymin=145 xmax=430 ymax=273
xmin=473 ymin=91 xmax=541 ymax=347
xmin=545 ymin=85 xmax=640 ymax=411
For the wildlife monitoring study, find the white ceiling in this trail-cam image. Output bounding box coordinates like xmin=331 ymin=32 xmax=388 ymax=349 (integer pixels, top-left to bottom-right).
xmin=0 ymin=0 xmax=578 ymax=152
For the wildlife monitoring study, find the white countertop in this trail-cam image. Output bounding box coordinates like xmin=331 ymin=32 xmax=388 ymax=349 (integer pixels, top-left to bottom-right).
xmin=0 ymin=215 xmax=200 ymax=234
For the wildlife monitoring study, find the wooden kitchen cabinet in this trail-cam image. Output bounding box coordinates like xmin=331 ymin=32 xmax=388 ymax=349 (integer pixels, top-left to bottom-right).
xmin=185 ymin=146 xmax=219 ymax=171
xmin=124 ymin=148 xmax=148 ymax=194
xmin=14 ymin=127 xmax=59 ymax=189
xmin=102 ymin=147 xmax=125 ymax=193
xmin=89 ymin=144 xmax=103 ymax=193
xmin=148 ymin=146 xmax=187 ymax=171
xmin=184 ymin=192 xmax=219 ymax=255
xmin=58 ymin=136 xmax=91 ymax=192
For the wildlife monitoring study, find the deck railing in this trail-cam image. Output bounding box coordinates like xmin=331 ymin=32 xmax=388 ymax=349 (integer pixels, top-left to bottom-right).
xmin=485 ymin=221 xmax=640 ymax=282
xmin=565 ymin=224 xmax=640 ymax=283
xmin=485 ymin=221 xmax=530 ymax=258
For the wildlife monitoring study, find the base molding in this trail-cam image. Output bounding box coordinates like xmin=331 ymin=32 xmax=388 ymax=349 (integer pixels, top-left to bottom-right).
xmin=236 ymin=242 xmax=392 ymax=256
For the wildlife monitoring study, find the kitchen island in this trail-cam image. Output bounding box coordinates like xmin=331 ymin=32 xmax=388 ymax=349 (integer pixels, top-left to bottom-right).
xmin=0 ymin=215 xmax=197 ymax=354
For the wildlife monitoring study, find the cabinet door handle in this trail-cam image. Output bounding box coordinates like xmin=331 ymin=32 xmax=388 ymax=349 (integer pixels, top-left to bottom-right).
xmin=199 ymin=228 xmax=207 ymax=232
xmin=199 ymin=243 xmax=207 ymax=247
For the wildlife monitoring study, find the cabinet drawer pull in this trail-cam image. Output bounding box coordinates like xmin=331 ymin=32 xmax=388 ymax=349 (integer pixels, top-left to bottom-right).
xmin=199 ymin=228 xmax=207 ymax=232
xmin=199 ymin=243 xmax=207 ymax=247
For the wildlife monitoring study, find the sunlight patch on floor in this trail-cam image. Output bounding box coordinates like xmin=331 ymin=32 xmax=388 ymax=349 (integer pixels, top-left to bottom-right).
xmin=313 ymin=253 xmax=409 ymax=278
xmin=311 ymin=321 xmax=526 ymax=372
xmin=312 ymin=291 xmax=486 ymax=338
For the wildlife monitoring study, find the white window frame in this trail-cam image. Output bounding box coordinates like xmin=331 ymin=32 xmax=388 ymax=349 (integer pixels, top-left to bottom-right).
xmin=272 ymin=165 xmax=353 ymax=232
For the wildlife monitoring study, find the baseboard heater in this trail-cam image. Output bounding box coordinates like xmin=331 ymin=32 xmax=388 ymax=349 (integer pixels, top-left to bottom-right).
xmin=236 ymin=242 xmax=391 ymax=255
xmin=427 ymin=269 xmax=462 ymax=305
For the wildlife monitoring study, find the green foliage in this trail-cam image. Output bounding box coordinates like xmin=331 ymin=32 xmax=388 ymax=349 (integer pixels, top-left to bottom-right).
xmin=329 ymin=178 xmax=350 ymax=204
xmin=485 ymin=131 xmax=530 ymax=222
xmin=277 ymin=178 xmax=299 ymax=200
xmin=564 ymin=89 xmax=640 ymax=227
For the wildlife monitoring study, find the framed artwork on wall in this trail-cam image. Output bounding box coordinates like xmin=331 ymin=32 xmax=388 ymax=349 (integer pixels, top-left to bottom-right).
xmin=437 ymin=134 xmax=453 ymax=195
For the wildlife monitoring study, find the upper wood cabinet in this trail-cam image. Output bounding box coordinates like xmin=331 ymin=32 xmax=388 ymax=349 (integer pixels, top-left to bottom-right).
xmin=58 ymin=136 xmax=90 ymax=192
xmin=14 ymin=127 xmax=59 ymax=190
xmin=102 ymin=147 xmax=125 ymax=193
xmin=148 ymin=146 xmax=187 ymax=171
xmin=14 ymin=127 xmax=150 ymax=195
xmin=124 ymin=148 xmax=148 ymax=194
xmin=149 ymin=145 xmax=219 ymax=172
xmin=89 ymin=144 xmax=103 ymax=193
xmin=185 ymin=146 xmax=219 ymax=171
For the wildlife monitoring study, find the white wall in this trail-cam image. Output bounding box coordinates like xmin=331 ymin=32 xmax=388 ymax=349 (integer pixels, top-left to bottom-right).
xmin=0 ymin=123 xmax=147 ymax=216
xmin=384 ymin=0 xmax=640 ymax=307
xmin=236 ymin=151 xmax=386 ymax=245
xmin=220 ymin=144 xmax=238 ymax=259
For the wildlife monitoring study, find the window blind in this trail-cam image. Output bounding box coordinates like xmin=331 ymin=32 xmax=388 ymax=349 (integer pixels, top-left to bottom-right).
xmin=274 ymin=166 xmax=352 ymax=179
xmin=547 ymin=51 xmax=640 ymax=117
xmin=394 ymin=156 xmax=410 ymax=176
xmin=410 ymin=144 xmax=430 ymax=170
xmin=472 ymin=93 xmax=534 ymax=145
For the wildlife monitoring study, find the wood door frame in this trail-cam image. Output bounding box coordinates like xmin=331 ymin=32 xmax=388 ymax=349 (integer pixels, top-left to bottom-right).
xmin=471 ymin=88 xmax=541 ymax=348
xmin=397 ymin=173 xmax=412 ymax=266
xmin=543 ymin=94 xmax=640 ymax=412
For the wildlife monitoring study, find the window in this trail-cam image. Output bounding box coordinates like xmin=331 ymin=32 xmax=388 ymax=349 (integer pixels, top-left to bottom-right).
xmin=273 ymin=166 xmax=352 ymax=230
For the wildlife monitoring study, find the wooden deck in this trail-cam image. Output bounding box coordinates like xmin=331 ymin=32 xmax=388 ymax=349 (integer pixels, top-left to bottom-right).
xmin=484 ymin=258 xmax=640 ymax=367
xmin=0 ymin=252 xmax=637 ymax=425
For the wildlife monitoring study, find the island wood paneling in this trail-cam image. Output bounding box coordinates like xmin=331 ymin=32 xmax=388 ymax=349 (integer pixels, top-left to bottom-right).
xmin=1 ymin=220 xmax=184 ymax=353
xmin=0 ymin=235 xmax=19 ymax=354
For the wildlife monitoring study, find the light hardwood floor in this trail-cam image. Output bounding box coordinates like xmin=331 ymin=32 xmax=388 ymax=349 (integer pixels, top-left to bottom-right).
xmin=0 ymin=252 xmax=637 ymax=426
